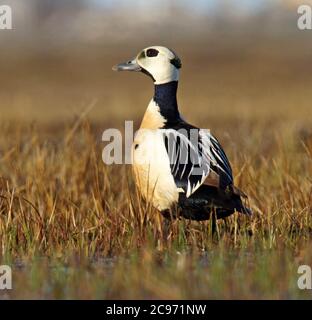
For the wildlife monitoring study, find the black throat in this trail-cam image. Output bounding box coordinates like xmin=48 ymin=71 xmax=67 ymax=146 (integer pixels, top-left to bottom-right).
xmin=153 ymin=81 xmax=180 ymax=125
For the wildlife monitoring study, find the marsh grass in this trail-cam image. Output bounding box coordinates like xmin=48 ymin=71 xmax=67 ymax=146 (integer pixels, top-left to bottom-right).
xmin=0 ymin=41 xmax=312 ymax=299
xmin=0 ymin=118 xmax=311 ymax=299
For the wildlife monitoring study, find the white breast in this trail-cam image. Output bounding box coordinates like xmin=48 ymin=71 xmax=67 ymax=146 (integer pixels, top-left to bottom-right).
xmin=132 ymin=101 xmax=179 ymax=211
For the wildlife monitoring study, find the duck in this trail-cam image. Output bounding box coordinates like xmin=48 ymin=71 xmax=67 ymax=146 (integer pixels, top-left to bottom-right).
xmin=113 ymin=46 xmax=251 ymax=221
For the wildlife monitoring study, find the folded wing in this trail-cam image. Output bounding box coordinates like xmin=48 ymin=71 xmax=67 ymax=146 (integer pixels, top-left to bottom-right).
xmin=162 ymin=124 xmax=233 ymax=197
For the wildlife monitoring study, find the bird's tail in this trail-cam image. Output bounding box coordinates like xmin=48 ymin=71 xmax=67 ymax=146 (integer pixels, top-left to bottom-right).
xmin=239 ymin=205 xmax=252 ymax=216
xmin=233 ymin=187 xmax=252 ymax=215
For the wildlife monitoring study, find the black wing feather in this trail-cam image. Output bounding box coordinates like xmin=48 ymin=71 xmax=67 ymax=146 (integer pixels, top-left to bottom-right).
xmin=162 ymin=121 xmax=233 ymax=197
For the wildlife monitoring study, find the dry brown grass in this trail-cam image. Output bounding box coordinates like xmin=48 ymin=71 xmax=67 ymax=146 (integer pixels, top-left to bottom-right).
xmin=0 ymin=38 xmax=312 ymax=298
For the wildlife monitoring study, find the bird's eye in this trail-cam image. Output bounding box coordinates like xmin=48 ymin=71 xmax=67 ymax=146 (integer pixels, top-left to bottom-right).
xmin=146 ymin=49 xmax=159 ymax=57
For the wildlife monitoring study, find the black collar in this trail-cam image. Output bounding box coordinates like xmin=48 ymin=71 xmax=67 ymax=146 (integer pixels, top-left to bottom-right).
xmin=153 ymin=81 xmax=181 ymax=125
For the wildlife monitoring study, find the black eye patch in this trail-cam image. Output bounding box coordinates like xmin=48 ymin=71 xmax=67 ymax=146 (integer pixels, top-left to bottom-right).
xmin=146 ymin=49 xmax=159 ymax=57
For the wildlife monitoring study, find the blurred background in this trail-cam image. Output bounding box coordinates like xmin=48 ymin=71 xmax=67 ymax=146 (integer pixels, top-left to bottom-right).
xmin=0 ymin=0 xmax=311 ymax=131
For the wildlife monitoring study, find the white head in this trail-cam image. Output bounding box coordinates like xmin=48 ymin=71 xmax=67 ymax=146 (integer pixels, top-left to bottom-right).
xmin=112 ymin=46 xmax=182 ymax=85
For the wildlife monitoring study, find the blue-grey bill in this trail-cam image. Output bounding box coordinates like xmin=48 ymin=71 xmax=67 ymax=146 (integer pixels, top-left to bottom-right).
xmin=112 ymin=59 xmax=142 ymax=72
